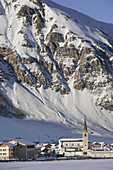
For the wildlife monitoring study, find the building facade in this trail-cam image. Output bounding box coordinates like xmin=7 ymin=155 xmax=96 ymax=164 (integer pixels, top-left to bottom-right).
xmin=59 ymin=138 xmax=83 ymax=156
xmin=8 ymin=139 xmax=35 ymax=160
xmin=88 ymin=150 xmax=113 ymax=158
xmin=0 ymin=142 xmax=16 ymax=160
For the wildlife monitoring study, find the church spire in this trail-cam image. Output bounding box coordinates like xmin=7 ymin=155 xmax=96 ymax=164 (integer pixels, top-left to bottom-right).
xmin=83 ymin=117 xmax=87 ymax=132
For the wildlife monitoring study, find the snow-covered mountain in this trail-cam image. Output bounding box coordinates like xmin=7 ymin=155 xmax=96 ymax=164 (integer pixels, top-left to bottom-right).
xmin=0 ymin=0 xmax=113 ymax=142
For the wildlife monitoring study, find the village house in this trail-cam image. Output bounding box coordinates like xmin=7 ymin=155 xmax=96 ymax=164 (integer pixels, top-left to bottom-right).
xmin=110 ymin=143 xmax=113 ymax=149
xmin=35 ymin=144 xmax=41 ymax=158
xmin=91 ymin=142 xmax=107 ymax=151
xmin=0 ymin=142 xmax=16 ymax=160
xmin=35 ymin=143 xmax=58 ymax=158
xmin=7 ymin=138 xmax=36 ymax=160
xmin=87 ymin=150 xmax=113 ymax=158
xmin=51 ymin=144 xmax=59 ymax=156
xmin=104 ymin=146 xmax=112 ymax=151
xmin=40 ymin=143 xmax=56 ymax=157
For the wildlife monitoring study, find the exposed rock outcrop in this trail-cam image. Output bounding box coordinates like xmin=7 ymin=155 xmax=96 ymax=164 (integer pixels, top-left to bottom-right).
xmin=0 ymin=0 xmax=113 ymax=118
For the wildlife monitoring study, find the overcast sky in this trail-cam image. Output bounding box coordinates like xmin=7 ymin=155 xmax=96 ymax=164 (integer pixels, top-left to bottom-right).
xmin=52 ymin=0 xmax=113 ymax=23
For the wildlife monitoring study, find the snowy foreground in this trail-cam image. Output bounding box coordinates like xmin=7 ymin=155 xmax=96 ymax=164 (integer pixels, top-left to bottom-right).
xmin=0 ymin=160 xmax=113 ymax=170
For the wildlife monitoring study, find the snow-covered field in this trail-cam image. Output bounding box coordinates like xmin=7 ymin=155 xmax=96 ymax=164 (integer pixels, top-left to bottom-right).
xmin=0 ymin=159 xmax=113 ymax=170
xmin=0 ymin=83 xmax=113 ymax=143
xmin=0 ymin=116 xmax=113 ymax=144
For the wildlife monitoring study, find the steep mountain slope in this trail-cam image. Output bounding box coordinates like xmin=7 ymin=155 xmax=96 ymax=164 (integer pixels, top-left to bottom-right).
xmin=0 ymin=0 xmax=113 ymax=141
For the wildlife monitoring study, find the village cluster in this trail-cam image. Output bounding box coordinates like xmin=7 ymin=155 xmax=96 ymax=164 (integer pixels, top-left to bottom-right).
xmin=0 ymin=118 xmax=113 ymax=160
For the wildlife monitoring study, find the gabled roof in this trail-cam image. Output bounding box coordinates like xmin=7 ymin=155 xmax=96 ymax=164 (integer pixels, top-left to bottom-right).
xmin=0 ymin=142 xmax=16 ymax=147
xmin=104 ymin=146 xmax=112 ymax=150
xmin=4 ymin=142 xmax=16 ymax=147
xmin=92 ymin=142 xmax=101 ymax=145
xmin=8 ymin=139 xmax=35 ymax=146
xmin=92 ymin=142 xmax=106 ymax=145
xmin=59 ymin=138 xmax=83 ymax=142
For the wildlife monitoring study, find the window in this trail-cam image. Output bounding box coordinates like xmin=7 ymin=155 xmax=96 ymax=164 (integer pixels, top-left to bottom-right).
xmin=0 ymin=153 xmax=2 ymax=155
xmin=0 ymin=149 xmax=2 ymax=151
xmin=3 ymin=149 xmax=6 ymax=151
xmin=20 ymin=145 xmax=23 ymax=148
xmin=3 ymin=153 xmax=7 ymax=155
xmin=10 ymin=149 xmax=13 ymax=151
xmin=61 ymin=142 xmax=63 ymax=147
xmin=27 ymin=145 xmax=34 ymax=149
xmin=65 ymin=143 xmax=68 ymax=146
xmin=72 ymin=143 xmax=74 ymax=146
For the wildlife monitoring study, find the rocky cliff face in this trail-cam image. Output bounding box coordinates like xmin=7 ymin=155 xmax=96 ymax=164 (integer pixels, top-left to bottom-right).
xmin=0 ymin=0 xmax=113 ymax=123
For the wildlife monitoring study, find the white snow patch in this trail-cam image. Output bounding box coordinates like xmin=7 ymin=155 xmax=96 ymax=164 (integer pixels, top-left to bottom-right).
xmin=0 ymin=159 xmax=113 ymax=170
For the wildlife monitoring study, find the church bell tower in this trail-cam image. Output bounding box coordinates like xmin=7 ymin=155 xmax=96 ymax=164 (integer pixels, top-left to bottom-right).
xmin=83 ymin=117 xmax=88 ymax=154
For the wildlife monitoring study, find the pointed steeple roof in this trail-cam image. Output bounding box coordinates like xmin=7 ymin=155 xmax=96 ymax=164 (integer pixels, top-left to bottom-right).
xmin=83 ymin=117 xmax=87 ymax=131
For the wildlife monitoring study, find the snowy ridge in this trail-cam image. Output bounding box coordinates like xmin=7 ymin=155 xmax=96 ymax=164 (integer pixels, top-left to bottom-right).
xmin=0 ymin=0 xmax=113 ymax=141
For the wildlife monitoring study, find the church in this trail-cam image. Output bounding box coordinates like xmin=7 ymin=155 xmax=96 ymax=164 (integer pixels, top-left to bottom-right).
xmin=58 ymin=118 xmax=89 ymax=157
xmin=59 ymin=118 xmax=113 ymax=158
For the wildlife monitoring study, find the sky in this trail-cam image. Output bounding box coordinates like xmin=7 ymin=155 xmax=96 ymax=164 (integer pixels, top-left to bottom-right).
xmin=52 ymin=0 xmax=113 ymax=23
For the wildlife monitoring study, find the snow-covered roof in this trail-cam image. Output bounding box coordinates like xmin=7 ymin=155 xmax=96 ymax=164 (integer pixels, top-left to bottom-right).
xmin=41 ymin=147 xmax=46 ymax=151
xmin=51 ymin=144 xmax=57 ymax=149
xmin=92 ymin=142 xmax=106 ymax=145
xmin=104 ymin=146 xmax=112 ymax=150
xmin=59 ymin=138 xmax=83 ymax=142
xmin=9 ymin=139 xmax=35 ymax=146
xmin=0 ymin=142 xmax=16 ymax=147
xmin=35 ymin=144 xmax=41 ymax=149
xmin=66 ymin=148 xmax=76 ymax=152
xmin=42 ymin=143 xmax=50 ymax=146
